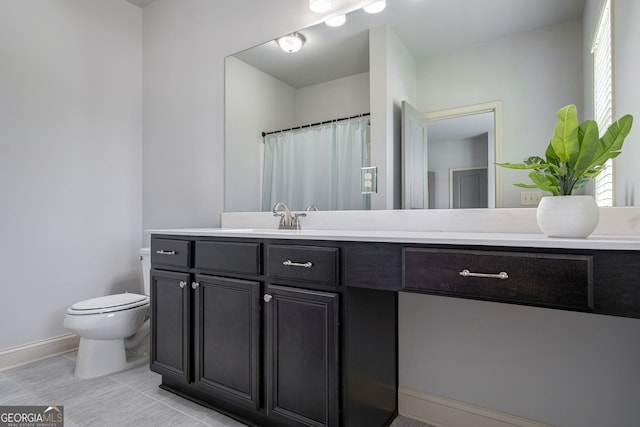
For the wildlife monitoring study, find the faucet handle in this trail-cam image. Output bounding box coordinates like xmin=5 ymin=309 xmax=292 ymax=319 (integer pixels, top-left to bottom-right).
xmin=273 ymin=211 xmax=286 ymax=227
xmin=292 ymin=212 xmax=306 ymax=230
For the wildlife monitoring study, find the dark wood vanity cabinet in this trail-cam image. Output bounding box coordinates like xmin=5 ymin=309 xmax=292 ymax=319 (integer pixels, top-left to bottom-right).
xmin=149 ymin=234 xmax=640 ymax=427
xmin=150 ymin=236 xmax=397 ymax=427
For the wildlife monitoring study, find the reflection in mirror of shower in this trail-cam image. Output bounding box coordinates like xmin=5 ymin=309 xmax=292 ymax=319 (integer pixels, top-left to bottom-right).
xmin=261 ymin=116 xmax=370 ymax=212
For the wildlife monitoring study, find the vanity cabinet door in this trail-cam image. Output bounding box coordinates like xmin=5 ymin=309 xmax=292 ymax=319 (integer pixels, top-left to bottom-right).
xmin=264 ymin=284 xmax=339 ymax=427
xmin=193 ymin=274 xmax=261 ymax=410
xmin=150 ymin=269 xmax=192 ymax=383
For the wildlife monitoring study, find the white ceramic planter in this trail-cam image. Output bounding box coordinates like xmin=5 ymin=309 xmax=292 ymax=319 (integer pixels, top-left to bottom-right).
xmin=536 ymin=195 xmax=600 ymax=238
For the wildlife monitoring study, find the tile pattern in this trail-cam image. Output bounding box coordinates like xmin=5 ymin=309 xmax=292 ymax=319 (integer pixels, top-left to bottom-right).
xmin=0 ymin=353 xmax=433 ymax=427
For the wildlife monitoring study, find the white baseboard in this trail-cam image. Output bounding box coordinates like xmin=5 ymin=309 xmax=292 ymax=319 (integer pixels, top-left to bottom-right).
xmin=398 ymin=386 xmax=554 ymax=427
xmin=0 ymin=334 xmax=79 ymax=372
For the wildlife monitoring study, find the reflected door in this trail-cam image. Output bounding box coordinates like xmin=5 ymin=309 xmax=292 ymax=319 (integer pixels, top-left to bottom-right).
xmin=401 ymin=101 xmax=429 ymax=209
xmin=450 ymin=167 xmax=488 ymax=208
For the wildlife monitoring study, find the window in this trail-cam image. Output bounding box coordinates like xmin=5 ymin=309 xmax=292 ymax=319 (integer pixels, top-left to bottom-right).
xmin=592 ymin=0 xmax=613 ymax=206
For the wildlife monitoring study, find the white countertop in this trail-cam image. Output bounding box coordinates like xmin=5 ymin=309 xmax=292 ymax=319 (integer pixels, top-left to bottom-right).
xmin=146 ymin=228 xmax=640 ymax=251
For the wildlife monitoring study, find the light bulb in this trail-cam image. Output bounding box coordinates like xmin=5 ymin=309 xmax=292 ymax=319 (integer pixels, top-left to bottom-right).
xmin=309 ymin=0 xmax=331 ymax=13
xmin=277 ymin=33 xmax=305 ymax=53
xmin=325 ymin=14 xmax=346 ymax=27
xmin=363 ymin=0 xmax=386 ymax=14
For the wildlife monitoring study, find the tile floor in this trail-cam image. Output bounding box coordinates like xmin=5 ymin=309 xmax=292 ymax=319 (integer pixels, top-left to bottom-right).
xmin=0 ymin=352 xmax=432 ymax=427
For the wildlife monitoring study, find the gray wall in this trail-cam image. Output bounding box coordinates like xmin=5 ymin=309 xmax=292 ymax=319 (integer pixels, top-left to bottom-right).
xmin=0 ymin=0 xmax=142 ymax=350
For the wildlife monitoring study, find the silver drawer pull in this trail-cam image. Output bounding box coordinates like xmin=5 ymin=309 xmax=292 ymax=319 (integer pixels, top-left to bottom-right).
xmin=156 ymin=250 xmax=176 ymax=255
xmin=283 ymin=260 xmax=313 ymax=268
xmin=459 ymin=269 xmax=508 ymax=280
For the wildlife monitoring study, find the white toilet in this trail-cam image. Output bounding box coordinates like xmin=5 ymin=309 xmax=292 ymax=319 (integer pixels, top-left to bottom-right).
xmin=64 ymin=248 xmax=152 ymax=379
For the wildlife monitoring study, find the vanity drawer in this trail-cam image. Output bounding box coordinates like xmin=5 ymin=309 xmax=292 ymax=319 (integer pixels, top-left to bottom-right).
xmin=195 ymin=241 xmax=261 ymax=275
xmin=403 ymin=248 xmax=593 ymax=310
xmin=151 ymin=238 xmax=192 ymax=268
xmin=267 ymin=244 xmax=339 ymax=285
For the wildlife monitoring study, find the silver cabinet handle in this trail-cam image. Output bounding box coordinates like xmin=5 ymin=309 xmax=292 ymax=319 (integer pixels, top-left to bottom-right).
xmin=156 ymin=250 xmax=176 ymax=255
xmin=263 ymin=294 xmax=273 ymax=303
xmin=191 ymin=282 xmax=199 ymax=289
xmin=282 ymin=260 xmax=313 ymax=268
xmin=459 ymin=269 xmax=508 ymax=280
xmin=179 ymin=281 xmax=187 ymax=288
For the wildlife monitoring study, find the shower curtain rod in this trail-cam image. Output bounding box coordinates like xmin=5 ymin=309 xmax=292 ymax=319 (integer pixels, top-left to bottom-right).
xmin=261 ymin=112 xmax=370 ymax=137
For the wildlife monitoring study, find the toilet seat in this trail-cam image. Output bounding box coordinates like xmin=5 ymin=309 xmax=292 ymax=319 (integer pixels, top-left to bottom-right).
xmin=67 ymin=293 xmax=149 ymax=315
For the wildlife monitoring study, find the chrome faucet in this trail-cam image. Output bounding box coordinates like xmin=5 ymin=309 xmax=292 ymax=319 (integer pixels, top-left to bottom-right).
xmin=273 ymin=202 xmax=306 ymax=230
xmin=305 ymin=204 xmax=319 ymax=211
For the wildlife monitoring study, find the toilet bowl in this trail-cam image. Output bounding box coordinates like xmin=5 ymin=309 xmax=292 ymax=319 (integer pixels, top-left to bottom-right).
xmin=63 ymin=248 xmax=151 ymax=379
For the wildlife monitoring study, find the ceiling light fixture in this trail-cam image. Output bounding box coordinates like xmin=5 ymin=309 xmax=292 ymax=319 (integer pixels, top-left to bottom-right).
xmin=276 ymin=33 xmax=306 ymax=53
xmin=309 ymin=0 xmax=331 ymax=13
xmin=325 ymin=14 xmax=346 ymax=27
xmin=363 ymin=0 xmax=386 ymax=14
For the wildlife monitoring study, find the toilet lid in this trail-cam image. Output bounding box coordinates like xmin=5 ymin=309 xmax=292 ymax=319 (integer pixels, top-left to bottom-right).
xmin=68 ymin=293 xmax=149 ymax=315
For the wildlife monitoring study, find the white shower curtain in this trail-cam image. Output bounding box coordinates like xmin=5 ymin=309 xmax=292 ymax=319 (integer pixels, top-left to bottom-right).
xmin=261 ymin=116 xmax=369 ymax=211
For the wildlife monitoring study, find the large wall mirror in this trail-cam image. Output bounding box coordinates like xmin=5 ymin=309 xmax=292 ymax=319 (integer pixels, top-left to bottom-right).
xmin=225 ymin=0 xmax=634 ymax=212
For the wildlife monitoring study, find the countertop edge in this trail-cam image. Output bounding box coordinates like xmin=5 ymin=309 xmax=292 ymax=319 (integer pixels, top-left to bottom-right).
xmin=146 ymin=228 xmax=640 ymax=251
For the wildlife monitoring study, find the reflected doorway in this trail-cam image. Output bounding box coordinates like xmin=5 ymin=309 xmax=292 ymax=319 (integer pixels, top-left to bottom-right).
xmin=424 ymin=101 xmax=502 ymax=209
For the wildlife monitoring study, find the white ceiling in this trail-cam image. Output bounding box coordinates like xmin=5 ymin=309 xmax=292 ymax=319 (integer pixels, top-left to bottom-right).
xmin=234 ymin=0 xmax=585 ymax=88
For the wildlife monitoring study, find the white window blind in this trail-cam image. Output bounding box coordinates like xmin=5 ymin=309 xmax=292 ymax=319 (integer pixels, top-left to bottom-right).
xmin=592 ymin=0 xmax=613 ymax=206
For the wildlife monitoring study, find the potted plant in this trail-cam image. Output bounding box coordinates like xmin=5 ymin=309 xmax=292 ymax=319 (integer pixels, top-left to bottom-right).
xmin=499 ymin=104 xmax=633 ymax=237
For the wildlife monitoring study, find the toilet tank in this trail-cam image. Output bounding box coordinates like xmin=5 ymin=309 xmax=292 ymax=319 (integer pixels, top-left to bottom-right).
xmin=140 ymin=248 xmax=151 ymax=296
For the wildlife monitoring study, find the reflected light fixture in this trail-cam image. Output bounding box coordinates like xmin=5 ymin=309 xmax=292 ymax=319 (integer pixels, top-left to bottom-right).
xmin=363 ymin=0 xmax=386 ymax=14
xmin=325 ymin=14 xmax=346 ymax=27
xmin=277 ymin=33 xmax=306 ymax=53
xmin=309 ymin=0 xmax=331 ymax=13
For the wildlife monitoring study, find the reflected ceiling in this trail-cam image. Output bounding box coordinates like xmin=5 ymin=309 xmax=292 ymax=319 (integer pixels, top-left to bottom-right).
xmin=234 ymin=0 xmax=584 ymax=88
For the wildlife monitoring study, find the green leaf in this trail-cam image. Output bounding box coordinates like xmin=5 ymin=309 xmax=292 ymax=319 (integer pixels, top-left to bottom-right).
xmin=523 ymin=156 xmax=547 ymax=165
xmin=587 ymin=115 xmax=633 ymax=171
xmin=545 ymin=143 xmax=560 ymax=164
xmin=513 ymin=183 xmax=540 ymax=189
xmin=496 ymin=162 xmax=549 ymax=170
xmin=572 ymin=176 xmax=592 ymax=190
xmin=549 ymin=104 xmax=579 ymax=164
xmin=573 ymin=120 xmax=599 ymax=177
xmin=529 ymin=171 xmax=560 ymax=195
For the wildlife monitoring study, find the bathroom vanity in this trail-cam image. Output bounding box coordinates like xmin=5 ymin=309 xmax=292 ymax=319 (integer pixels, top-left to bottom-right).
xmin=147 ymin=226 xmax=640 ymax=427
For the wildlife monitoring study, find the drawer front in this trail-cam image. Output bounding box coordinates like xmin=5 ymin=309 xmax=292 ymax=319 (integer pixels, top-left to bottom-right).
xmin=403 ymin=248 xmax=593 ymax=310
xmin=151 ymin=238 xmax=192 ymax=268
xmin=195 ymin=241 xmax=261 ymax=275
xmin=267 ymin=245 xmax=339 ymax=285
